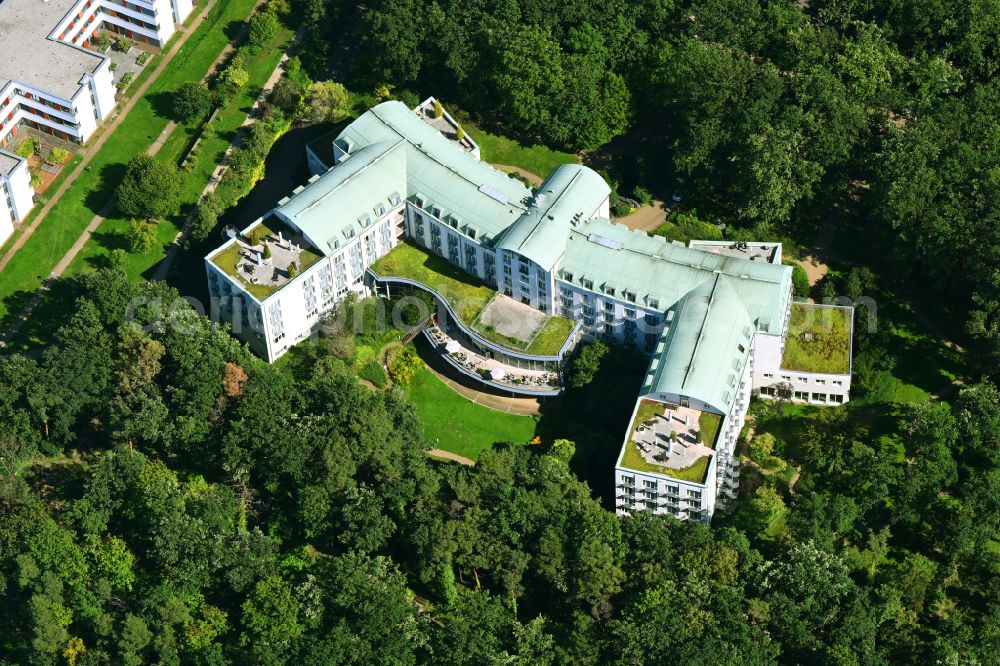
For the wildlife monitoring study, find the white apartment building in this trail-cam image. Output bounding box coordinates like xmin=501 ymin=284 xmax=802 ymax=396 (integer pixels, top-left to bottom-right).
xmin=0 ymin=150 xmax=32 ymax=246
xmin=207 ymin=99 xmax=854 ymax=521
xmin=0 ymin=0 xmax=192 ymax=223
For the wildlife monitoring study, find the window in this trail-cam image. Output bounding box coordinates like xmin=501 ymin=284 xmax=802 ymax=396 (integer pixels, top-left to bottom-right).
xmin=830 ymin=394 xmax=843 ymax=404
xmin=812 ymin=392 xmax=828 ymax=402
xmin=564 ymin=271 xmax=574 ymax=282
xmin=816 ymin=379 xmax=826 ymax=385
xmin=833 ymin=380 xmax=843 ymax=386
xmin=624 ymin=307 xmax=635 ymax=319
xmin=687 ymin=489 xmax=701 ymax=500
xmin=646 ymin=314 xmax=660 ymax=327
xmin=794 ymin=390 xmax=808 ymax=400
xmin=648 ymin=298 xmax=659 ymax=309
xmin=666 ymin=485 xmax=678 ymax=494
xmin=781 ymin=375 xmax=791 ymax=381
xmin=622 ymin=476 xmax=635 ymax=486
xmin=763 ymin=373 xmax=773 ymax=378
xmin=643 ymin=480 xmax=656 ymax=490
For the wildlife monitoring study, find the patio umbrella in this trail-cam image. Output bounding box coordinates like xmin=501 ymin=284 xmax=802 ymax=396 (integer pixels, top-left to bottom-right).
xmin=489 ymin=368 xmax=505 ymax=381
xmin=445 ymin=340 xmax=461 ymax=353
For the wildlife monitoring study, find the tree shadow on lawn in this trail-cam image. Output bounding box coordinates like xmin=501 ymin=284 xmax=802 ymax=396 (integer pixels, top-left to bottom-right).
xmin=84 ymin=162 xmax=127 ymax=215
xmin=1 ymin=278 xmax=84 ymax=352
xmin=147 ymin=90 xmax=177 ymax=122
xmin=535 ymin=347 xmax=648 ymax=507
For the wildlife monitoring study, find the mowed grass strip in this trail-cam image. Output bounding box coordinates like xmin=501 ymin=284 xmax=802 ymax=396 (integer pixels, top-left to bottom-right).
xmin=405 ymin=367 xmax=536 ymax=460
xmin=464 ymin=120 xmax=578 ymax=178
xmin=0 ymin=0 xmax=260 ymax=321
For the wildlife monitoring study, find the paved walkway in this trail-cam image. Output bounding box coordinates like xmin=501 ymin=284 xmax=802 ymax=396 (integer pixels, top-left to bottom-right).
xmin=617 ymin=200 xmax=667 ymax=232
xmin=0 ymin=0 xmax=221 ymax=274
xmin=491 ymin=163 xmax=543 ymax=185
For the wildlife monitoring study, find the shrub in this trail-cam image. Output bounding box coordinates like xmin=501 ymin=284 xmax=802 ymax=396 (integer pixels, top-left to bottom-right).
xmin=29 ymin=170 xmax=42 ymax=188
xmin=456 ymin=125 xmax=465 ymax=142
xmin=786 ymin=260 xmax=810 ymax=298
xmin=173 ymin=82 xmax=213 ymax=123
xmin=387 ymin=347 xmax=423 ymax=385
xmin=128 ymin=219 xmax=158 ymax=253
xmin=653 ymin=210 xmax=723 ymax=243
xmin=48 ymin=147 xmax=71 ymax=164
xmin=750 ymin=432 xmax=776 ymax=463
xmin=433 ymin=99 xmax=444 ymax=118
xmin=301 ymin=81 xmax=350 ymax=124
xmin=96 ymin=34 xmax=113 ymax=52
xmin=215 ymin=63 xmax=248 ymax=103
xmin=287 ymin=262 xmax=298 ymax=278
xmin=188 ymin=201 xmax=220 ymax=244
xmin=117 ymin=72 xmax=135 ymax=92
xmin=13 ymin=138 xmax=36 ymax=158
xmin=115 ymin=36 xmax=131 ymax=52
xmin=359 ymin=360 xmax=389 ymax=388
xmin=136 ymin=52 xmax=150 ymax=66
xmin=633 ymin=185 xmax=653 ymax=206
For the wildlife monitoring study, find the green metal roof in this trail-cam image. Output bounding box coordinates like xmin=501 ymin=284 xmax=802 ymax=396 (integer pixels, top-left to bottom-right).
xmin=641 ymin=275 xmax=753 ymax=413
xmin=273 ymin=140 xmax=407 ymax=255
xmin=558 ymin=218 xmax=791 ymax=333
xmin=495 ymin=164 xmax=611 ymax=272
xmin=334 ymin=101 xmax=533 ymax=244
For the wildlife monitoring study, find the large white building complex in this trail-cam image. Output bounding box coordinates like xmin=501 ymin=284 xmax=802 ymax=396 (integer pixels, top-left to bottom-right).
xmin=206 ymin=99 xmax=853 ymax=522
xmin=0 ymin=0 xmax=192 ymax=233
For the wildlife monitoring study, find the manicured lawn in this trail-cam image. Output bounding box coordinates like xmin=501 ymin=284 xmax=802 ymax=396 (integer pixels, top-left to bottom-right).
xmin=0 ymin=0 xmax=261 ymax=325
xmin=464 ymin=120 xmax=578 ymax=179
xmin=782 ymin=302 xmax=852 ymax=374
xmin=371 ymin=242 xmax=495 ymax=323
xmin=404 ymin=366 xmax=537 ymax=460
xmin=525 ymin=316 xmax=576 ymax=355
xmin=699 ymin=411 xmax=722 ymax=449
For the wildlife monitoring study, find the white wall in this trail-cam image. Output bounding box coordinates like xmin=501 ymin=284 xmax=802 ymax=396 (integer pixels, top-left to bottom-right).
xmin=752 ymin=330 xmax=852 ymax=404
xmin=3 ymin=156 xmax=35 ymax=222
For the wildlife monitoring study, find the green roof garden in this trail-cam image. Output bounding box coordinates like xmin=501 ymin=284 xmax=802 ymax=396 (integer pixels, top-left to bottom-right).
xmin=371 ymin=242 xmax=575 ymax=356
xmin=618 ymin=399 xmax=721 ymax=483
xmin=209 ymin=219 xmax=323 ymax=301
xmin=781 ymin=302 xmax=852 ymax=374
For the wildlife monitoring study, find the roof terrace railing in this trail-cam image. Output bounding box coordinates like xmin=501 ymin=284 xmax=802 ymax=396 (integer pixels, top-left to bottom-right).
xmin=368 ymin=270 xmax=581 ymax=362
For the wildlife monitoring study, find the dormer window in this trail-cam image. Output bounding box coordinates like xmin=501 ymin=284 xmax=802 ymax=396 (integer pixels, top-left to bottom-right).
xmin=564 ymin=271 xmax=574 ymax=283
xmin=375 ymin=204 xmax=386 ymax=217
xmin=649 ymin=298 xmax=660 ymax=309
xmin=389 ymin=192 xmax=402 ymax=206
xmin=357 ymin=213 xmax=371 ymax=227
xmin=624 ymin=291 xmax=636 ymax=303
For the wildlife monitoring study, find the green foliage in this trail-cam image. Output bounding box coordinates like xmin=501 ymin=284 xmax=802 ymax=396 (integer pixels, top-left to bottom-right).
xmin=127 ymin=219 xmax=159 ymax=254
xmin=750 ymin=432 xmax=776 ymax=463
xmin=387 ymin=346 xmax=422 ymax=385
xmin=13 ymin=138 xmax=36 ymax=158
xmin=786 ymin=260 xmax=811 ymax=298
xmin=48 ymin=147 xmax=71 ymax=164
xmin=173 ymin=81 xmax=213 ymax=123
xmin=569 ymin=341 xmax=609 ymax=388
xmin=215 ymin=61 xmax=249 ymax=102
xmin=358 ymin=360 xmax=388 ymax=388
xmin=246 ymin=8 xmax=279 ymax=56
xmin=114 ymin=36 xmax=131 ymax=52
xmin=301 ymin=80 xmax=351 ymax=124
xmin=652 ymin=210 xmax=722 ymax=243
xmin=116 ymin=155 xmax=181 ymax=219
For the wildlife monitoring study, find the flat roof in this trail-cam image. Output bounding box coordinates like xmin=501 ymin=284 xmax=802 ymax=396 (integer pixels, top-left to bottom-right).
xmin=0 ymin=150 xmax=22 ymax=175
xmin=0 ymin=0 xmax=107 ymax=100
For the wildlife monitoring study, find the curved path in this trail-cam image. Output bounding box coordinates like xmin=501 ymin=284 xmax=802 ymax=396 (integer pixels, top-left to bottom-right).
xmin=491 ymin=163 xmax=543 ymax=185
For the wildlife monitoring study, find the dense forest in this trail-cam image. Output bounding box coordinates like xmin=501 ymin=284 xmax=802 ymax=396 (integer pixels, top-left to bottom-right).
xmin=303 ymin=0 xmax=1000 ymax=375
xmin=2 ymin=0 xmax=1000 ymax=664
xmin=0 ymin=272 xmax=997 ymax=663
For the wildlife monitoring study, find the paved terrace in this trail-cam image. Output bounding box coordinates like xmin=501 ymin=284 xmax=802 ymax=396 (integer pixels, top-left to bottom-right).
xmin=209 ymin=219 xmax=323 ymax=300
xmin=618 ymin=399 xmax=721 ymax=483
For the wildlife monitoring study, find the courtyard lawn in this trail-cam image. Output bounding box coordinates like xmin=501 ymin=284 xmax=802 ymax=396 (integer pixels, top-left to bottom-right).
xmin=464 ymin=120 xmax=578 ymax=178
xmin=0 ymin=0 xmax=261 ymax=326
xmin=782 ymin=302 xmax=852 ymax=374
xmin=699 ymin=411 xmax=722 ymax=449
xmin=404 ymin=366 xmax=537 ymax=460
xmin=370 ymin=242 xmax=495 ymax=323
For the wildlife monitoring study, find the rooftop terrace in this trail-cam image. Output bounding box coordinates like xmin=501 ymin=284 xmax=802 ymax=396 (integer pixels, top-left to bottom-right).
xmin=618 ymin=399 xmax=721 ymax=483
xmin=370 ymin=242 xmax=575 ymax=356
xmin=781 ymin=302 xmax=853 ymax=375
xmin=208 ymin=219 xmax=323 ymax=301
